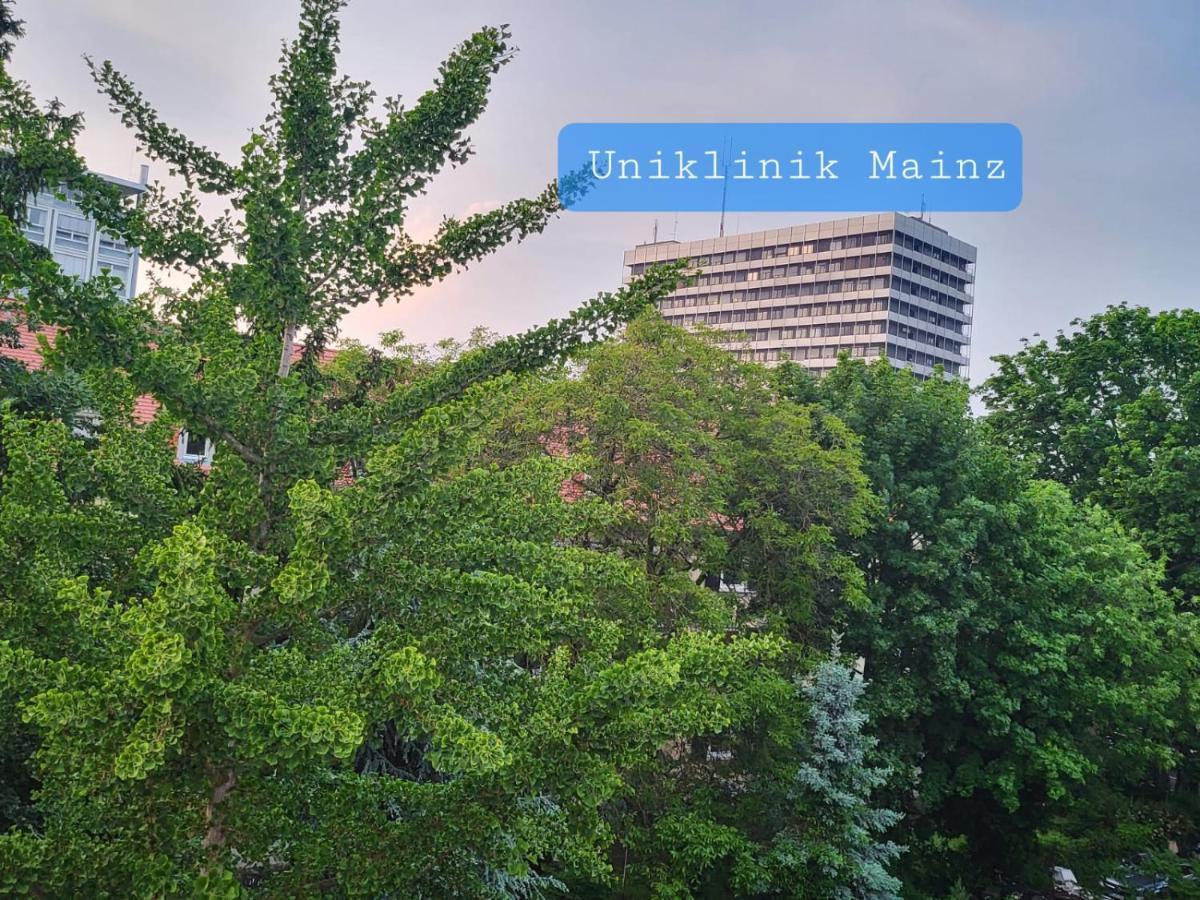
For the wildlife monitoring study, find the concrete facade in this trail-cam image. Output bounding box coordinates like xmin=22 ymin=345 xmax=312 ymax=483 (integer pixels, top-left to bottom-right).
xmin=623 ymin=212 xmax=976 ymax=378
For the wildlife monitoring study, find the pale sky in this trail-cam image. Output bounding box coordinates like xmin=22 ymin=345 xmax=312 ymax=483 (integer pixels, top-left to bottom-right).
xmin=9 ymin=0 xmax=1200 ymax=385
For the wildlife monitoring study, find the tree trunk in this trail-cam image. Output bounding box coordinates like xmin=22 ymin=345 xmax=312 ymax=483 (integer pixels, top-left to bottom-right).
xmin=277 ymin=321 xmax=298 ymax=379
xmin=202 ymin=769 xmax=237 ymax=858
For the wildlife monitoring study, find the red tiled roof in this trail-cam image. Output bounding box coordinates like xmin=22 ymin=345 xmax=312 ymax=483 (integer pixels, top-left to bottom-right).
xmin=290 ymin=343 xmax=341 ymax=366
xmin=0 ymin=310 xmax=58 ymax=372
xmin=4 ymin=307 xmax=351 ymax=483
xmin=3 ymin=305 xmax=161 ymax=422
xmin=132 ymin=394 xmax=160 ymax=424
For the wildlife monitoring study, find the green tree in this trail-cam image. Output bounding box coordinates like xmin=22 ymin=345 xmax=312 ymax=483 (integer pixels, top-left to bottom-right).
xmin=487 ymin=316 xmax=872 ymax=638
xmin=483 ymin=316 xmax=875 ymax=896
xmin=981 ymin=303 xmax=1200 ymax=597
xmin=0 ymin=0 xmax=196 ymax=821
xmin=0 ymin=2 xmax=784 ymax=895
xmin=779 ymin=357 xmax=1192 ymax=892
xmin=981 ymin=303 xmax=1200 ymax=886
xmin=0 ymin=4 xmax=87 ymax=223
xmin=762 ymin=646 xmax=903 ymax=900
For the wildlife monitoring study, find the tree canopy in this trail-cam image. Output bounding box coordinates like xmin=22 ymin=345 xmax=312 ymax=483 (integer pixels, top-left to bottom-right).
xmin=780 ymin=357 xmax=1196 ymax=892
xmin=0 ymin=1 xmax=772 ymax=894
xmin=2 ymin=0 xmax=1198 ymax=896
xmin=479 ymin=315 xmax=877 ymax=896
xmin=982 ymin=303 xmax=1200 ymax=597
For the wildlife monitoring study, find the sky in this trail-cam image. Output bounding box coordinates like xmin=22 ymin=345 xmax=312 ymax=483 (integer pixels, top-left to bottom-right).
xmin=9 ymin=0 xmax=1200 ymax=386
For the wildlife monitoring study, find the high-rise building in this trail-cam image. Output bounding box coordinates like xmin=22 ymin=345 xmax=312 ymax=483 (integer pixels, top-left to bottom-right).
xmin=623 ymin=212 xmax=976 ymax=378
xmin=18 ymin=167 xmax=148 ymax=300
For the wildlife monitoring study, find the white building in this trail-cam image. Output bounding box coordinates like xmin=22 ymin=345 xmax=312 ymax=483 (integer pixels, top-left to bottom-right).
xmin=20 ymin=166 xmax=148 ymax=300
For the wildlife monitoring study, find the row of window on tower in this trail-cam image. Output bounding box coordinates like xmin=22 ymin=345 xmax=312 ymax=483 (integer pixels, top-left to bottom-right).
xmin=629 ymin=228 xmax=975 ymax=277
xmin=732 ymin=343 xmax=962 ymax=376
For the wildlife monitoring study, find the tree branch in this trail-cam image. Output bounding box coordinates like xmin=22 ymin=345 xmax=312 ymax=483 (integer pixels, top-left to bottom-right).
xmin=86 ymin=57 xmax=236 ymax=192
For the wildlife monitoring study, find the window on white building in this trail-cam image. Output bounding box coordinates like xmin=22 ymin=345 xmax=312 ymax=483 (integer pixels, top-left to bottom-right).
xmin=71 ymin=408 xmax=102 ymax=440
xmin=95 ymin=234 xmax=134 ymax=296
xmin=177 ymin=430 xmax=215 ymax=465
xmin=52 ymin=211 xmax=92 ymax=277
xmin=53 ymin=212 xmax=92 ymax=254
xmin=23 ymin=205 xmax=48 ymax=246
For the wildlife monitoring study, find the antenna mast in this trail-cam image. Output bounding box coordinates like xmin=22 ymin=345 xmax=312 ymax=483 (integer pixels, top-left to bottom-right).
xmin=718 ymin=137 xmax=731 ymax=237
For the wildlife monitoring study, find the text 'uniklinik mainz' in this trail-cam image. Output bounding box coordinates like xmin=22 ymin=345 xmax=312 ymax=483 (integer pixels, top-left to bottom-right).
xmin=558 ymin=123 xmax=1022 ymax=213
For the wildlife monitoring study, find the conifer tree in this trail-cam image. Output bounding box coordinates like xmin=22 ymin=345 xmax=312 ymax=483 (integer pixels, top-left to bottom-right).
xmin=779 ymin=644 xmax=903 ymax=899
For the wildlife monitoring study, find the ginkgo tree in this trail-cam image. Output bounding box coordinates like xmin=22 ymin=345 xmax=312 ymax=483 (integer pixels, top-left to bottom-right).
xmin=0 ymin=0 xmax=805 ymax=895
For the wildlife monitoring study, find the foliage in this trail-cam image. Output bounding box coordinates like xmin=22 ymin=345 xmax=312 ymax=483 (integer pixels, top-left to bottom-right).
xmin=781 ymin=357 xmax=1193 ymax=892
xmin=980 ymin=302 xmax=1200 ymax=890
xmin=487 ymin=315 xmax=873 ymax=637
xmin=0 ymin=1 xmax=747 ymax=895
xmin=760 ymin=647 xmax=903 ymax=900
xmin=981 ymin=303 xmax=1200 ymax=598
xmin=482 ymin=316 xmax=876 ymax=896
xmin=3 ymin=0 xmax=1195 ymax=894
xmin=0 ymin=5 xmax=87 ymax=224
